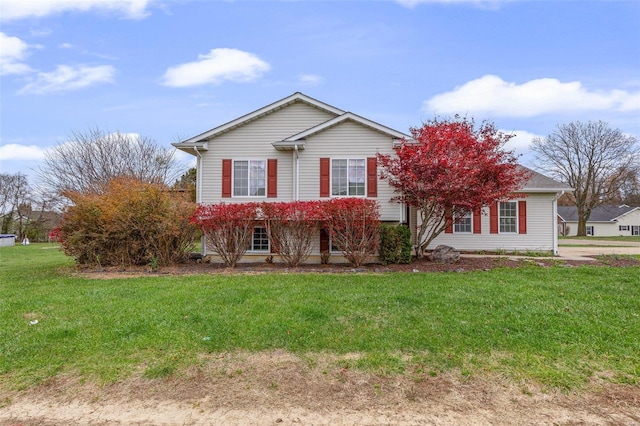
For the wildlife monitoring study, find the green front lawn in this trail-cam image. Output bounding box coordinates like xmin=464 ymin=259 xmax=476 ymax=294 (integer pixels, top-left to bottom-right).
xmin=1 ymin=244 xmax=638 ymax=391
xmin=560 ymin=235 xmax=640 ymax=242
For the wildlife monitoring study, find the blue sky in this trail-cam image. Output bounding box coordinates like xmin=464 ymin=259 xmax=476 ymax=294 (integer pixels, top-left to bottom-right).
xmin=1 ymin=0 xmax=639 ymax=183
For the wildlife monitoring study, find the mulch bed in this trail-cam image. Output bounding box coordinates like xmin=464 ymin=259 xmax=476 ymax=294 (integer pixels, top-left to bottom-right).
xmin=77 ymin=254 xmax=639 ymax=278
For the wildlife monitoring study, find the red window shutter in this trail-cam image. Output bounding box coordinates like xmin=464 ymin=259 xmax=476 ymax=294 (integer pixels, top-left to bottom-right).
xmin=320 ymin=158 xmax=330 ymax=197
xmin=267 ymin=159 xmax=277 ymax=198
xmin=222 ymin=159 xmax=232 ymax=198
xmin=518 ymin=200 xmax=527 ymax=234
xmin=320 ymin=229 xmax=330 ymax=252
xmin=445 ymin=208 xmax=453 ymax=234
xmin=489 ymin=202 xmax=498 ymax=234
xmin=473 ymin=207 xmax=482 ymax=234
xmin=367 ymin=157 xmax=377 ymax=197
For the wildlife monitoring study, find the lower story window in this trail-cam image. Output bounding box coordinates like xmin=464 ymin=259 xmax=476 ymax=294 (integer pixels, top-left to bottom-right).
xmin=251 ymin=227 xmax=269 ymax=251
xmin=454 ymin=211 xmax=472 ymax=233
xmin=632 ymin=226 xmax=639 ymax=236
xmin=586 ymin=226 xmax=594 ymax=236
xmin=499 ymin=202 xmax=517 ymax=233
xmin=619 ymin=225 xmax=630 ymax=231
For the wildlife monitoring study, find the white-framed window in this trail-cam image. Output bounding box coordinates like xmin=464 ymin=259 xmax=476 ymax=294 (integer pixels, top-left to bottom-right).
xmin=632 ymin=226 xmax=639 ymax=236
xmin=250 ymin=227 xmax=269 ymax=252
xmin=234 ymin=160 xmax=266 ymax=197
xmin=619 ymin=225 xmax=630 ymax=231
xmin=586 ymin=226 xmax=594 ymax=236
xmin=332 ymin=159 xmax=365 ymax=196
xmin=454 ymin=211 xmax=472 ymax=233
xmin=499 ymin=201 xmax=517 ymax=233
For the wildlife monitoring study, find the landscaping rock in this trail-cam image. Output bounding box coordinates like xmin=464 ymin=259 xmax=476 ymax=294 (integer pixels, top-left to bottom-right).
xmin=431 ymin=245 xmax=460 ymax=263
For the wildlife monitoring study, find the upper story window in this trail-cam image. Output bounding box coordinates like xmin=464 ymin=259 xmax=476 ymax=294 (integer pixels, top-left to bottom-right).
xmin=499 ymin=201 xmax=517 ymax=233
xmin=454 ymin=211 xmax=472 ymax=233
xmin=332 ymin=159 xmax=365 ymax=196
xmin=234 ymin=160 xmax=266 ymax=197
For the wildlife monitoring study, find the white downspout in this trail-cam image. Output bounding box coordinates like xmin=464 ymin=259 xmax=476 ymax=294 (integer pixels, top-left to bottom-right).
xmin=193 ymin=146 xmax=205 ymax=255
xmin=553 ymin=191 xmax=564 ymax=256
xmin=294 ymin=144 xmax=300 ymax=201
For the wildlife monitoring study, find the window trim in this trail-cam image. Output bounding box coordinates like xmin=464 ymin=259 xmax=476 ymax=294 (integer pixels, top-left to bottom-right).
xmin=330 ymin=157 xmax=366 ymax=197
xmin=232 ymin=159 xmax=267 ymax=198
xmin=619 ymin=225 xmax=630 ymax=231
xmin=453 ymin=210 xmax=473 ymax=233
xmin=586 ymin=226 xmax=594 ymax=236
xmin=499 ymin=201 xmax=518 ymax=234
xmin=248 ymin=226 xmax=270 ymax=252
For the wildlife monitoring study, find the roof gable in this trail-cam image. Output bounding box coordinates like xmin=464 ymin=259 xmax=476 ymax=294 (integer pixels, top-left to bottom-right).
xmin=173 ymin=92 xmax=344 ymax=148
xmin=518 ymin=166 xmax=573 ymax=193
xmin=283 ymin=112 xmax=409 ymax=141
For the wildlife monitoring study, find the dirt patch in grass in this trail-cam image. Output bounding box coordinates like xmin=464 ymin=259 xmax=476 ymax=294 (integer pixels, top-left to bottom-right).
xmin=2 ymin=351 xmax=639 ymax=425
xmin=74 ymin=254 xmax=639 ymax=280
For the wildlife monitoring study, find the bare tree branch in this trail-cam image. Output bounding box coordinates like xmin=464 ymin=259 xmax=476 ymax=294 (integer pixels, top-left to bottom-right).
xmin=532 ymin=120 xmax=639 ymax=236
xmin=38 ymin=127 xmax=181 ymax=195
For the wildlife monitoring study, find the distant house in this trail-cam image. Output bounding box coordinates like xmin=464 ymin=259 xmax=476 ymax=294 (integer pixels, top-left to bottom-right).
xmin=1 ymin=210 xmax=62 ymax=242
xmin=557 ymin=205 xmax=640 ymax=237
xmin=174 ymin=92 xmax=572 ymax=260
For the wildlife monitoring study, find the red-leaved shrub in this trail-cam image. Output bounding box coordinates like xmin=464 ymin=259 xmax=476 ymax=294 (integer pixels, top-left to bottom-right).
xmin=321 ymin=198 xmax=380 ymax=267
xmin=261 ymin=201 xmax=322 ymax=267
xmin=191 ymin=202 xmax=260 ymax=267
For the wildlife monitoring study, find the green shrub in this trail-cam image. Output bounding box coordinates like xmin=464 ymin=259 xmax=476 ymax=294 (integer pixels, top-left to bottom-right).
xmin=379 ymin=224 xmax=412 ymax=265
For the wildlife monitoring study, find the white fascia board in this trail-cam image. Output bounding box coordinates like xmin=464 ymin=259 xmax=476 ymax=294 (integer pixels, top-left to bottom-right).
xmin=177 ymin=92 xmax=345 ymax=145
xmin=518 ymin=187 xmax=575 ymax=194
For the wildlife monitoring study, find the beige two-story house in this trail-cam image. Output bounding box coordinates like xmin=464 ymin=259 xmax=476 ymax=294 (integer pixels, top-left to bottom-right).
xmin=173 ymin=92 xmax=571 ymax=260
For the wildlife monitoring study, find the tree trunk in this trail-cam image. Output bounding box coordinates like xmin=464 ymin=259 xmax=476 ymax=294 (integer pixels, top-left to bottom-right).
xmin=577 ymin=216 xmax=587 ymax=236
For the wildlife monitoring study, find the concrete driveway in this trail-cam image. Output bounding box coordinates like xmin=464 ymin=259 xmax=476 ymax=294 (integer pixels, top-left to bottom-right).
xmin=558 ymin=238 xmax=640 ymax=260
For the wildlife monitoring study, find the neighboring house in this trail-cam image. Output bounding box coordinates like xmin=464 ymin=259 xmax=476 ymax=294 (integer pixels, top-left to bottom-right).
xmin=1 ymin=210 xmax=62 ymax=242
xmin=557 ymin=205 xmax=640 ymax=237
xmin=174 ymin=92 xmax=571 ymax=260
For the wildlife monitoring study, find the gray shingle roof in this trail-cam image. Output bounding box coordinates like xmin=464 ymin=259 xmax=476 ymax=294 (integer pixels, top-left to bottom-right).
xmin=518 ymin=166 xmax=573 ymax=192
xmin=557 ymin=205 xmax=639 ymax=222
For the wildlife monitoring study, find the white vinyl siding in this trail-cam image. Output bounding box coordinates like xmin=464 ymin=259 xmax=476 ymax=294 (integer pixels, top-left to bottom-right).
xmin=198 ymin=102 xmax=337 ymax=204
xmin=298 ymin=120 xmax=400 ymax=221
xmin=429 ymin=194 xmax=557 ymax=252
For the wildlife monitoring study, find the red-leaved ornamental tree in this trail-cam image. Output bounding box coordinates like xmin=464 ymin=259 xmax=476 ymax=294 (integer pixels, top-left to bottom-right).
xmin=261 ymin=201 xmax=322 ymax=267
xmin=322 ymin=198 xmax=380 ymax=267
xmin=378 ymin=116 xmax=530 ymax=257
xmin=191 ymin=202 xmax=259 ymax=267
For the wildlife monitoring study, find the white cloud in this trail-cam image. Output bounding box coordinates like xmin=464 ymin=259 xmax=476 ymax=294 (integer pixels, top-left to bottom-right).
xmin=424 ymin=75 xmax=640 ymax=117
xmin=162 ymin=48 xmax=270 ymax=88
xmin=58 ymin=43 xmax=74 ymax=49
xmin=0 ymin=32 xmax=33 ymax=76
xmin=298 ymin=74 xmax=322 ymax=85
xmin=502 ymin=130 xmax=541 ymax=154
xmin=18 ymin=64 xmax=116 ymax=95
xmin=0 ymin=143 xmax=46 ymax=161
xmin=0 ymin=0 xmax=152 ymax=22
